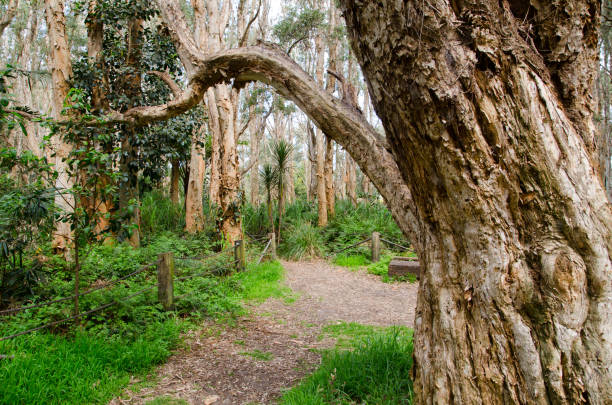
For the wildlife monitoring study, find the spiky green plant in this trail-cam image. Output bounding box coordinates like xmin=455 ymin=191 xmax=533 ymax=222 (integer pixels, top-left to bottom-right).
xmin=260 ymin=164 xmax=277 ymax=233
xmin=270 ymin=139 xmax=294 ymax=243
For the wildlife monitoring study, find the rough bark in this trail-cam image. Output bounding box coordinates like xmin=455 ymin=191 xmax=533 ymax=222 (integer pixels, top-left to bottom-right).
xmin=339 ymin=1 xmax=612 ymax=403
xmin=185 ymin=126 xmax=206 ymax=233
xmin=323 ymin=1 xmax=338 ymax=216
xmin=170 ymin=159 xmax=180 ymax=204
xmin=248 ymin=100 xmax=261 ymax=205
xmin=0 ymin=0 xmax=19 ymax=39
xmin=45 ymin=0 xmax=74 ymax=257
xmin=314 ymin=28 xmax=328 ymax=227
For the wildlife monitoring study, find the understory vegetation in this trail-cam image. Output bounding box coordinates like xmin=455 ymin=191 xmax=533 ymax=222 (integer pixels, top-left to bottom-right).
xmin=281 ymin=323 xmax=414 ymax=405
xmin=0 ymin=190 xmax=409 ymax=404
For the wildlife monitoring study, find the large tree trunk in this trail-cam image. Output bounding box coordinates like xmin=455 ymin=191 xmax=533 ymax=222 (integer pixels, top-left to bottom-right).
xmin=248 ymin=101 xmax=261 ymax=205
xmin=339 ymin=1 xmax=612 ymax=403
xmin=45 ymin=0 xmax=74 ymax=257
xmin=122 ymin=3 xmax=612 ymax=399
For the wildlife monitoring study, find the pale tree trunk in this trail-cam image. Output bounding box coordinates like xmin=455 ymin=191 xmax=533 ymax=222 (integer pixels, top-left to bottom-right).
xmin=286 ymin=115 xmax=295 ymax=204
xmin=339 ymin=1 xmax=612 ymax=403
xmin=307 ymin=122 xmax=317 ymax=202
xmin=0 ymin=0 xmax=19 ymax=39
xmin=324 ymin=0 xmax=338 ymax=217
xmin=248 ymin=101 xmax=261 ymax=205
xmin=207 ymin=89 xmax=222 ymax=205
xmin=335 ymin=145 xmax=346 ymax=200
xmin=87 ymin=0 xmax=112 ymax=237
xmin=185 ymin=126 xmax=206 ymax=233
xmin=45 ymin=0 xmax=74 ymax=257
xmin=314 ymin=28 xmax=327 ymax=226
xmin=345 ymin=155 xmax=356 ymax=206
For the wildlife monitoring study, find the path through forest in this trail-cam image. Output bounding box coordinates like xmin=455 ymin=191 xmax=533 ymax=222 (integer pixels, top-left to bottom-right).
xmin=112 ymin=260 xmax=418 ymax=405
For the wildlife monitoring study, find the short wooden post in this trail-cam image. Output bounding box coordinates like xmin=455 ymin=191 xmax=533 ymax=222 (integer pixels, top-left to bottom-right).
xmin=371 ymin=232 xmax=381 ymax=263
xmin=157 ymin=252 xmax=174 ymax=311
xmin=268 ymin=232 xmax=277 ymax=259
xmin=234 ymin=240 xmax=246 ymax=271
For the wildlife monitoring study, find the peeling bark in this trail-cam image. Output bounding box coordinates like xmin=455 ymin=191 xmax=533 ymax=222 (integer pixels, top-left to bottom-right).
xmin=339 ymin=1 xmax=612 ymax=403
xmin=185 ymin=126 xmax=206 ymax=233
xmin=45 ymin=0 xmax=74 ymax=257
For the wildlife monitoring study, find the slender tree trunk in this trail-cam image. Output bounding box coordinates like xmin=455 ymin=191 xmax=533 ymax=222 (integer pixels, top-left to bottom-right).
xmin=170 ymin=159 xmax=180 ymax=204
xmin=45 ymin=0 xmax=74 ymax=258
xmin=185 ymin=125 xmax=206 ymax=233
xmin=314 ymin=30 xmax=327 ymax=226
xmin=324 ymin=1 xmax=338 ymax=217
xmin=248 ymin=101 xmax=261 ymax=205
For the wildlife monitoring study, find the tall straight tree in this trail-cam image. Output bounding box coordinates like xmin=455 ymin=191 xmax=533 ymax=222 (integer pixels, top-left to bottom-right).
xmin=45 ymin=0 xmax=73 ymax=257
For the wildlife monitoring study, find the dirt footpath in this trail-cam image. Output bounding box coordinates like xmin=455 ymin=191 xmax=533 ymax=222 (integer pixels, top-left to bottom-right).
xmin=111 ymin=260 xmax=418 ymax=405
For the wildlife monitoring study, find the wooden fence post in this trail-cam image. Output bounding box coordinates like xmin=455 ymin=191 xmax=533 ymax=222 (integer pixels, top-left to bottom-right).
xmin=234 ymin=240 xmax=246 ymax=271
xmin=157 ymin=252 xmax=174 ymax=311
xmin=268 ymin=232 xmax=276 ymax=259
xmin=372 ymin=232 xmax=381 ymax=263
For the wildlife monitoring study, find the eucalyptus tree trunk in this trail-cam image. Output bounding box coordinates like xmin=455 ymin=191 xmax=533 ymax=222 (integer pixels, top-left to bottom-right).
xmin=314 ymin=27 xmax=327 ymax=227
xmin=125 ymin=2 xmax=612 ymax=400
xmin=45 ymin=0 xmax=74 ymax=257
xmin=169 ymin=160 xmax=180 ymax=204
xmin=248 ymin=101 xmax=261 ymax=206
xmin=323 ymin=1 xmax=339 ymax=217
xmin=0 ymin=0 xmax=19 ymax=39
xmin=185 ymin=128 xmax=206 ymax=233
xmin=339 ymin=1 xmax=612 ymax=403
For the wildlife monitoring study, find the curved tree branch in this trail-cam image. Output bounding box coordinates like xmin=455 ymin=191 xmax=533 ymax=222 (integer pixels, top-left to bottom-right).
xmin=147 ymin=70 xmax=182 ymax=98
xmin=83 ymin=43 xmax=420 ymax=241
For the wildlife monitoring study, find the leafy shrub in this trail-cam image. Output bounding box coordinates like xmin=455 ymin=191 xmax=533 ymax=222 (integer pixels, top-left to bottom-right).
xmin=280 ymin=222 xmax=325 ymax=260
xmin=140 ymin=190 xmax=185 ymax=235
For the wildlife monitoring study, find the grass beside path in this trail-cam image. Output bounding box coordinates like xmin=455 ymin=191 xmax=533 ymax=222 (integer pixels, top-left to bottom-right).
xmin=0 ymin=260 xmax=288 ymax=405
xmin=281 ymin=322 xmax=414 ymax=405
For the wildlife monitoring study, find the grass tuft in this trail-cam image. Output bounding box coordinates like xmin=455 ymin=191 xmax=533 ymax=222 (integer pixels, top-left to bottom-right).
xmin=281 ymin=326 xmax=414 ymax=405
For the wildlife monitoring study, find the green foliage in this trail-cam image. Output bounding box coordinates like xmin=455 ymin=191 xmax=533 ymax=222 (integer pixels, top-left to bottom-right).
xmin=280 ymin=222 xmax=325 ymax=260
xmin=231 ymin=261 xmax=291 ymax=303
xmin=324 ymin=200 xmax=406 ymax=255
xmin=273 ymin=7 xmax=326 ymax=50
xmin=140 ymin=190 xmax=185 ymax=235
xmin=333 ymin=254 xmax=370 ymax=268
xmin=0 ymin=320 xmax=184 ymax=405
xmin=281 ymin=326 xmax=414 ymax=405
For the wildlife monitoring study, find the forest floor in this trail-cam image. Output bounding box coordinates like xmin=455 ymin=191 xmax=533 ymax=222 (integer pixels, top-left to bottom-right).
xmin=111 ymin=260 xmax=418 ymax=405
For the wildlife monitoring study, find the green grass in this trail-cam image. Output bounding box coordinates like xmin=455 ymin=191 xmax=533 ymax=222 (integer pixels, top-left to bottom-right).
xmin=232 ymin=261 xmax=293 ymax=303
xmin=281 ymin=326 xmax=414 ymax=405
xmin=0 ymin=320 xmax=184 ymax=405
xmin=0 ymin=256 xmax=290 ymax=404
xmin=333 ymin=254 xmax=371 ymax=268
xmin=239 ymin=349 xmax=274 ymax=361
xmin=319 ymin=321 xmax=385 ymax=349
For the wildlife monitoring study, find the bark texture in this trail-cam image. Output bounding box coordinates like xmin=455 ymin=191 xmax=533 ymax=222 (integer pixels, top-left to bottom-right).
xmin=45 ymin=0 xmax=74 ymax=256
xmin=105 ymin=4 xmax=612 ymax=400
xmin=185 ymin=126 xmax=206 ymax=233
xmin=338 ymin=1 xmax=612 ymax=403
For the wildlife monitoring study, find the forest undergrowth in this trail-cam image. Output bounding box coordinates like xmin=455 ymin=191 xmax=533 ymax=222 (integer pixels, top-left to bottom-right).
xmin=0 ymin=191 xmax=412 ymax=404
